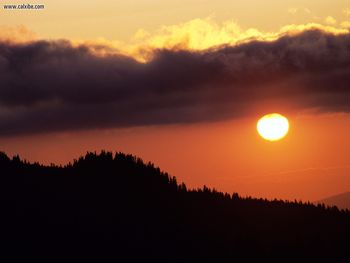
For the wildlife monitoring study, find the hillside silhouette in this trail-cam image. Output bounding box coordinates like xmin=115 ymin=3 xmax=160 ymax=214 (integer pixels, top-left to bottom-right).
xmin=0 ymin=151 xmax=349 ymax=262
xmin=319 ymin=191 xmax=350 ymax=210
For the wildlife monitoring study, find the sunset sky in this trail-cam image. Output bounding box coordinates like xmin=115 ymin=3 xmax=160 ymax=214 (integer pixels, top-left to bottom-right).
xmin=1 ymin=0 xmax=350 ymax=201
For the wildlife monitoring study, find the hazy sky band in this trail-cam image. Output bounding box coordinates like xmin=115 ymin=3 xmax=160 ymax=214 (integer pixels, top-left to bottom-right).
xmin=1 ymin=0 xmax=349 ymax=41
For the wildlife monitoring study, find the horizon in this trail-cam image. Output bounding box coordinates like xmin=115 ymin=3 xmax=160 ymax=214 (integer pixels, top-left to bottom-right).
xmin=2 ymin=148 xmax=350 ymax=204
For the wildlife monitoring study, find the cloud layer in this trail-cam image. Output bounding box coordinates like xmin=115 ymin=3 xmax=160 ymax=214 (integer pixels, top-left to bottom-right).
xmin=1 ymin=29 xmax=350 ymax=135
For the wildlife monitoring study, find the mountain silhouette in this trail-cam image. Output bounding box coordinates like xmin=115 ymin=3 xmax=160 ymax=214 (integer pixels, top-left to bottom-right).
xmin=0 ymin=150 xmax=349 ymax=262
xmin=319 ymin=191 xmax=350 ymax=210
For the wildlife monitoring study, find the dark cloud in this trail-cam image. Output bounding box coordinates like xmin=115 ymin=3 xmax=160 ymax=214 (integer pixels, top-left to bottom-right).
xmin=1 ymin=30 xmax=350 ymax=135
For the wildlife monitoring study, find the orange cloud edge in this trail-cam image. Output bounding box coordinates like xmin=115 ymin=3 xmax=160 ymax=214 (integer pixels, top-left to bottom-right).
xmin=1 ymin=18 xmax=349 ymax=62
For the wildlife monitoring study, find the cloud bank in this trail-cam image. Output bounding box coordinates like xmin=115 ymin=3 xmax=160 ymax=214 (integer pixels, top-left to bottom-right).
xmin=1 ymin=29 xmax=350 ymax=135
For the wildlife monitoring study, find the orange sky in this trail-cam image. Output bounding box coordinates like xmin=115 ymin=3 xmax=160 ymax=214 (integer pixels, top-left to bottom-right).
xmin=1 ymin=1 xmax=350 ymax=202
xmin=1 ymin=112 xmax=350 ymax=202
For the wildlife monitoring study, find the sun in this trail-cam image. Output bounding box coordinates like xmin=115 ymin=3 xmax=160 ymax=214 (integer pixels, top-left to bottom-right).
xmin=257 ymin=113 xmax=289 ymax=141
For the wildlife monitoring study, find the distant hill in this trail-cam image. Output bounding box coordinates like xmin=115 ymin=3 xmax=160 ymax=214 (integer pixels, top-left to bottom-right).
xmin=0 ymin=151 xmax=349 ymax=262
xmin=319 ymin=191 xmax=350 ymax=210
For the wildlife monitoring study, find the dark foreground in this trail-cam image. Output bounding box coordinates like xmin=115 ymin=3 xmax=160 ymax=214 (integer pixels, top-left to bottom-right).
xmin=0 ymin=151 xmax=349 ymax=262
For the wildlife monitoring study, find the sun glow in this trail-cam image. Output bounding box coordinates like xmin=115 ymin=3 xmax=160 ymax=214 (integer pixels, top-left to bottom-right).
xmin=257 ymin=113 xmax=289 ymax=141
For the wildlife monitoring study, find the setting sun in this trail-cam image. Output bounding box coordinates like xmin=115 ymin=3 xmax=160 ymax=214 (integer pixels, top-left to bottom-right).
xmin=2 ymin=1 xmax=350 ymax=260
xmin=257 ymin=113 xmax=289 ymax=141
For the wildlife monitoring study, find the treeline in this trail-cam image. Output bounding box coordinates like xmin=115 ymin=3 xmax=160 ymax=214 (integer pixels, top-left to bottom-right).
xmin=0 ymin=151 xmax=349 ymax=262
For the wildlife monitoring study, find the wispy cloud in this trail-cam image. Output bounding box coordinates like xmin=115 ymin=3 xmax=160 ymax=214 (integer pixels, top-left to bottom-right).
xmin=0 ymin=25 xmax=36 ymax=43
xmin=325 ymin=16 xmax=337 ymax=25
xmin=340 ymin=21 xmax=350 ymax=28
xmin=288 ymin=7 xmax=311 ymax=15
xmin=343 ymin=8 xmax=350 ymax=16
xmin=272 ymin=165 xmax=350 ymax=176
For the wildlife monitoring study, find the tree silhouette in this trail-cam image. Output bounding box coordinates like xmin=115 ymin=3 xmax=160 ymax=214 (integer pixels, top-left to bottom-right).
xmin=0 ymin=150 xmax=349 ymax=262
